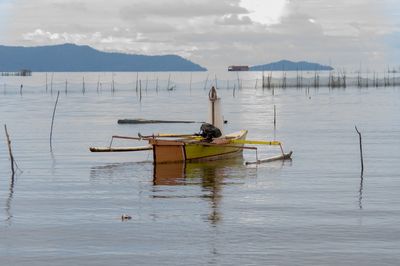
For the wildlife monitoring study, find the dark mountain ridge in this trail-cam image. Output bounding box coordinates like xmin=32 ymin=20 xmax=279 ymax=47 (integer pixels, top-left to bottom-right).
xmin=250 ymin=60 xmax=333 ymax=71
xmin=0 ymin=43 xmax=207 ymax=72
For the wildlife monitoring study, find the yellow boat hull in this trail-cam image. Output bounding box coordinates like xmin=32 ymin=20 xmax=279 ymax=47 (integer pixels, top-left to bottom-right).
xmin=149 ymin=130 xmax=248 ymax=164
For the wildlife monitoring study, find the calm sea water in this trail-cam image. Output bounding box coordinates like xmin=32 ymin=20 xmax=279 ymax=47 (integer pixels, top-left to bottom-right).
xmin=0 ymin=72 xmax=399 ymax=265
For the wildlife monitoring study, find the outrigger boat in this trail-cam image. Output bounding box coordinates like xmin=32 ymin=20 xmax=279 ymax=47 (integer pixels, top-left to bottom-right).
xmin=90 ymin=87 xmax=292 ymax=164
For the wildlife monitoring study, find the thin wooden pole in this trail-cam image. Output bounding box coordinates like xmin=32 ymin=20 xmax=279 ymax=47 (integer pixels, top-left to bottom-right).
xmin=20 ymin=84 xmax=23 ymax=96
xmin=156 ymin=77 xmax=159 ymax=93
xmin=50 ymin=73 xmax=54 ymax=94
xmin=204 ymin=74 xmax=209 ymax=90
xmin=236 ymin=72 xmax=240 ymax=90
xmin=45 ymin=73 xmax=48 ymax=92
xmin=50 ymin=91 xmax=60 ymax=151
xmin=135 ymin=72 xmax=139 ymax=92
xmin=110 ymin=73 xmax=114 ymax=93
xmin=189 ymin=72 xmax=192 ymax=93
xmin=274 ymin=105 xmax=276 ymax=127
xmin=139 ymin=80 xmax=142 ymax=102
xmin=65 ymin=80 xmax=68 ymax=95
xmin=4 ymin=124 xmax=15 ymax=176
xmin=355 ymin=126 xmax=364 ymax=173
xmin=167 ymin=74 xmax=171 ymax=90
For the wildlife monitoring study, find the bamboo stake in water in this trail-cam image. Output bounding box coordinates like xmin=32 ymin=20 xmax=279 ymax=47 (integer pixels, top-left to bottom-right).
xmin=139 ymin=80 xmax=142 ymax=102
xmin=167 ymin=74 xmax=171 ymax=90
xmin=4 ymin=124 xmax=15 ymax=176
xmin=82 ymin=76 xmax=85 ymax=94
xmin=156 ymin=77 xmax=159 ymax=93
xmin=50 ymin=73 xmax=54 ymax=94
xmin=204 ymin=74 xmax=209 ymax=90
xmin=65 ymin=80 xmax=68 ymax=95
xmin=189 ymin=72 xmax=192 ymax=93
xmin=236 ymin=72 xmax=240 ymax=90
xmin=111 ymin=73 xmax=115 ymax=93
xmin=274 ymin=105 xmax=276 ymax=127
xmin=135 ymin=72 xmax=139 ymax=92
xmin=20 ymin=84 xmax=23 ymax=96
xmin=45 ymin=73 xmax=48 ymax=93
xmin=355 ymin=126 xmax=364 ymax=173
xmin=50 ymin=91 xmax=60 ymax=151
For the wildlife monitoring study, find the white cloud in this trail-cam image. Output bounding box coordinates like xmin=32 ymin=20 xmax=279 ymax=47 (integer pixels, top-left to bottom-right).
xmin=239 ymin=0 xmax=289 ymax=25
xmin=22 ymin=29 xmax=87 ymax=43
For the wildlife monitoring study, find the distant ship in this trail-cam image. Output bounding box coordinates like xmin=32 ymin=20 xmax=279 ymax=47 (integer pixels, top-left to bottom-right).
xmin=228 ymin=65 xmax=249 ymax=71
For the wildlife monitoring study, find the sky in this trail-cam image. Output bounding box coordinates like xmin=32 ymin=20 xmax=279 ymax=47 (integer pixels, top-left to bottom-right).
xmin=1 ymin=0 xmax=399 ymax=70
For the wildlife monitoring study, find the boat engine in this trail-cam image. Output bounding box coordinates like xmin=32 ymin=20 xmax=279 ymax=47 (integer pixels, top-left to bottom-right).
xmin=199 ymin=123 xmax=222 ymax=141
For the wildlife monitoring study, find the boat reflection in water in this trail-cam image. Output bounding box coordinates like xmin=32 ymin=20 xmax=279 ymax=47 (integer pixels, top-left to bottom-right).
xmin=154 ymin=158 xmax=250 ymax=224
xmin=90 ymin=158 xmax=258 ymax=225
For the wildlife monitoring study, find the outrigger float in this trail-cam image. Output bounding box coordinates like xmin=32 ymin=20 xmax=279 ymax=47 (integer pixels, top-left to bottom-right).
xmin=90 ymin=87 xmax=292 ymax=165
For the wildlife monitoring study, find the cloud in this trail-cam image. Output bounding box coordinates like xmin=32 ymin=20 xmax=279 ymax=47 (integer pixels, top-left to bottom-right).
xmin=215 ymin=14 xmax=253 ymax=25
xmin=120 ymin=0 xmax=248 ymax=19
xmin=50 ymin=0 xmax=88 ymax=12
xmin=289 ymin=0 xmax=389 ymax=36
xmin=4 ymin=0 xmax=398 ymax=69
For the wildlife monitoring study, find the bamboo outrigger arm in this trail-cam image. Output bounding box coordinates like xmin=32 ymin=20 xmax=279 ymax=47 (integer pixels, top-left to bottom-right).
xmin=230 ymin=139 xmax=281 ymax=145
xmin=90 ymin=146 xmax=153 ymax=152
xmin=138 ymin=133 xmax=198 ymax=139
xmin=230 ymin=139 xmax=286 ymax=156
xmin=231 ymin=139 xmax=292 ymax=165
xmin=245 ymin=151 xmax=293 ymax=165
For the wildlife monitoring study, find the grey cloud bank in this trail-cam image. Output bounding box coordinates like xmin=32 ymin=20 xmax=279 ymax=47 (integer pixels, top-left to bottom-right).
xmin=2 ymin=0 xmax=399 ymax=70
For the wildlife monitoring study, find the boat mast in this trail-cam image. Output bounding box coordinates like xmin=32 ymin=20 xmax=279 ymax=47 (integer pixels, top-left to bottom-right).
xmin=209 ymin=86 xmax=217 ymax=126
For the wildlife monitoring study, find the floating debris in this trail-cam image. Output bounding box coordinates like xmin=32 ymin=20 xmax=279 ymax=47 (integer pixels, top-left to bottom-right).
xmin=121 ymin=214 xmax=132 ymax=221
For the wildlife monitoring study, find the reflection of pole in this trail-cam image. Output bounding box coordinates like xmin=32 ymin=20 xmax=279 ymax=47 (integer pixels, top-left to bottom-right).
xmin=212 ymin=102 xmax=215 ymax=125
xmin=4 ymin=124 xmax=15 ymax=176
xmin=6 ymin=173 xmax=15 ymax=223
xmin=358 ymin=172 xmax=364 ymax=209
xmin=203 ymin=167 xmax=222 ymax=225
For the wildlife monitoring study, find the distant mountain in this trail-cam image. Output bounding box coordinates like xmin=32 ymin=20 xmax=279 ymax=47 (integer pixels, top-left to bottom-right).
xmin=250 ymin=60 xmax=333 ymax=71
xmin=0 ymin=43 xmax=207 ymax=72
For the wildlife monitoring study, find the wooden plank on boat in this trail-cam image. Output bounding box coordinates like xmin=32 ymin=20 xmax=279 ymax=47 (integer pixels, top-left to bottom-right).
xmin=245 ymin=151 xmax=293 ymax=165
xmin=90 ymin=146 xmax=153 ymax=152
xmin=118 ymin=119 xmax=201 ymax=124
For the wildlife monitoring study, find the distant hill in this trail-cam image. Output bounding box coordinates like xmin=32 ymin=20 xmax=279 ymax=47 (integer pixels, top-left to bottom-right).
xmin=250 ymin=60 xmax=333 ymax=71
xmin=0 ymin=43 xmax=207 ymax=72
